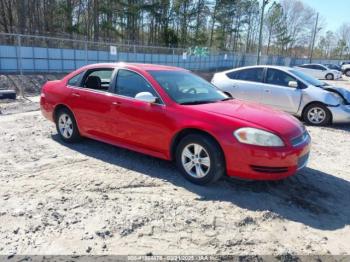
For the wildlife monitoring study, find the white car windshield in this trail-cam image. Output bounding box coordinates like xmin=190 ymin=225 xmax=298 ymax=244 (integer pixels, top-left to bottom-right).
xmin=289 ymin=69 xmax=329 ymax=87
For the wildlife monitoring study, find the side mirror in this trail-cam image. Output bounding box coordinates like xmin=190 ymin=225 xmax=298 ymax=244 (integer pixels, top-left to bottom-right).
xmin=135 ymin=92 xmax=157 ymax=103
xmin=288 ymin=81 xmax=298 ymax=88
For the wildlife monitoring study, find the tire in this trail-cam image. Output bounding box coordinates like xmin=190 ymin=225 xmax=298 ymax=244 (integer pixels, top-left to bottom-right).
xmin=55 ymin=107 xmax=81 ymax=143
xmin=302 ymin=103 xmax=331 ymax=126
xmin=325 ymin=73 xmax=334 ymax=80
xmin=175 ymin=134 xmax=225 ymax=185
xmin=345 ymin=70 xmax=350 ymax=77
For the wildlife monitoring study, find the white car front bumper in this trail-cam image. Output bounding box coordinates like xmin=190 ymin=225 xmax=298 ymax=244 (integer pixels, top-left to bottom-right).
xmin=329 ymin=104 xmax=350 ymax=123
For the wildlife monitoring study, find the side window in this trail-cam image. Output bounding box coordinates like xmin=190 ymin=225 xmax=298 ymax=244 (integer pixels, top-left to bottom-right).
xmin=226 ymin=71 xmax=238 ymax=79
xmin=227 ymin=68 xmax=264 ymax=83
xmin=115 ymin=69 xmax=160 ymax=101
xmin=266 ymin=69 xmax=298 ymax=87
xmin=315 ymin=65 xmax=326 ymax=71
xmin=81 ymin=68 xmax=113 ymax=91
xmin=310 ymin=65 xmax=321 ymax=70
xmin=67 ymin=72 xmax=84 ymax=86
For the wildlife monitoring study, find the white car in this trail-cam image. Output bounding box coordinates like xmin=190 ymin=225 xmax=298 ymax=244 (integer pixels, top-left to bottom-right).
xmin=211 ymin=65 xmax=350 ymax=126
xmin=294 ymin=64 xmax=342 ymax=80
xmin=341 ymin=63 xmax=350 ymax=77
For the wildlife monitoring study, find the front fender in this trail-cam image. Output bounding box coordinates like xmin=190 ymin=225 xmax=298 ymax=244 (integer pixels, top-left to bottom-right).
xmin=297 ymin=86 xmax=340 ymax=115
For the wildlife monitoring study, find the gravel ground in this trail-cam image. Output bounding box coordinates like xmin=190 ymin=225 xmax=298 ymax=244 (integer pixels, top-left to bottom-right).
xmin=0 ymin=75 xmax=350 ymax=256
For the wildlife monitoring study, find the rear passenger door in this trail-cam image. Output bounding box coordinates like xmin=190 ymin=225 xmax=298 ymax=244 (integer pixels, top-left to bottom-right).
xmin=225 ymin=67 xmax=265 ymax=103
xmin=67 ymin=68 xmax=117 ymax=138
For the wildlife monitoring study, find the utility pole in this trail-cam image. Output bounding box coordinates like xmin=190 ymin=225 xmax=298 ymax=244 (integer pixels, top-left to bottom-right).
xmin=309 ymin=12 xmax=319 ymax=63
xmin=257 ymin=0 xmax=269 ymax=65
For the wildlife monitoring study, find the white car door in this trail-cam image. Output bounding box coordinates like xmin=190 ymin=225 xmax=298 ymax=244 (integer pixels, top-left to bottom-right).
xmin=221 ymin=67 xmax=265 ymax=103
xmin=313 ymin=64 xmax=328 ymax=79
xmin=261 ymin=68 xmax=302 ymax=114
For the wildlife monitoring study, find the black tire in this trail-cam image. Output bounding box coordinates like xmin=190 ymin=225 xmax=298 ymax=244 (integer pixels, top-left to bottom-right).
xmin=302 ymin=103 xmax=331 ymax=126
xmin=325 ymin=73 xmax=334 ymax=80
xmin=345 ymin=70 xmax=350 ymax=77
xmin=175 ymin=134 xmax=225 ymax=185
xmin=55 ymin=107 xmax=81 ymax=143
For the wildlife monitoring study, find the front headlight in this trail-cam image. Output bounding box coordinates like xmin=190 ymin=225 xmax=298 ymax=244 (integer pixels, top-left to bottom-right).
xmin=233 ymin=127 xmax=285 ymax=147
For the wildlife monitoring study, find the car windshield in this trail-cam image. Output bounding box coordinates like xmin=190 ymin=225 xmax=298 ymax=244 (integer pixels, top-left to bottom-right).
xmin=289 ymin=69 xmax=329 ymax=87
xmin=148 ymin=70 xmax=229 ymax=105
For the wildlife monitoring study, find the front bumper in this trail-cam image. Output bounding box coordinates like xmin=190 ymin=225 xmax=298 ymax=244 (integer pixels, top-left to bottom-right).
xmin=224 ymin=138 xmax=311 ymax=180
xmin=328 ymin=104 xmax=350 ymax=123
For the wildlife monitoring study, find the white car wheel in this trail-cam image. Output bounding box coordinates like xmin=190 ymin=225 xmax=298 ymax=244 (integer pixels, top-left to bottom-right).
xmin=325 ymin=73 xmax=334 ymax=80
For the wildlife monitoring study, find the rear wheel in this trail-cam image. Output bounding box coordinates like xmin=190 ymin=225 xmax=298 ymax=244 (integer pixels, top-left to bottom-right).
xmin=175 ymin=134 xmax=225 ymax=185
xmin=325 ymin=73 xmax=334 ymax=80
xmin=55 ymin=108 xmax=81 ymax=143
xmin=302 ymin=103 xmax=331 ymax=126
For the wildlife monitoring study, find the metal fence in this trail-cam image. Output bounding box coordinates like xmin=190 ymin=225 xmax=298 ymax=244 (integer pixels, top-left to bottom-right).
xmin=0 ymin=33 xmax=344 ymax=74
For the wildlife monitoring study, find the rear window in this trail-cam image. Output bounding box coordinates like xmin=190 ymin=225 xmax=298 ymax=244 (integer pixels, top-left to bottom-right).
xmin=226 ymin=68 xmax=264 ymax=83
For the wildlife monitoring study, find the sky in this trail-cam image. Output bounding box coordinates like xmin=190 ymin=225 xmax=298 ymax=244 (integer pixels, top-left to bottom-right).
xmin=301 ymin=0 xmax=350 ymax=32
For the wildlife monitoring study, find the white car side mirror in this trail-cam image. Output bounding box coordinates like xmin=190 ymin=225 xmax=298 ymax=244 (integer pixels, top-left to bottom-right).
xmin=135 ymin=92 xmax=157 ymax=103
xmin=288 ymin=81 xmax=298 ymax=88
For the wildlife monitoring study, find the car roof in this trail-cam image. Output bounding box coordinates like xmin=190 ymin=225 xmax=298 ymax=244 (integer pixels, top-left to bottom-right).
xmin=300 ymin=63 xmax=324 ymax=66
xmin=79 ymin=62 xmax=185 ymax=72
xmin=221 ymin=65 xmax=293 ymax=73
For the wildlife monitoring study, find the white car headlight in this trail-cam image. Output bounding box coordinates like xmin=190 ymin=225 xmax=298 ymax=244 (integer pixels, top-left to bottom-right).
xmin=233 ymin=127 xmax=285 ymax=147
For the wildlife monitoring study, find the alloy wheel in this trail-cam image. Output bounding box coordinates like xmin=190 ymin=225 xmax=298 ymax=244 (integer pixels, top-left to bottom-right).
xmin=181 ymin=143 xmax=211 ymax=178
xmin=326 ymin=74 xmax=333 ymax=80
xmin=307 ymin=107 xmax=326 ymax=124
xmin=58 ymin=113 xmax=74 ymax=139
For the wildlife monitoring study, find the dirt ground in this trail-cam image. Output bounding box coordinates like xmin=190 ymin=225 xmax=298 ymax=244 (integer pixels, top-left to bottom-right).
xmin=0 ymin=75 xmax=350 ymax=257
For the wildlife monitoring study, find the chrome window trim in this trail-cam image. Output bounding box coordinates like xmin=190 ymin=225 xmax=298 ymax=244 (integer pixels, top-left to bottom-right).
xmin=66 ymin=67 xmax=166 ymax=107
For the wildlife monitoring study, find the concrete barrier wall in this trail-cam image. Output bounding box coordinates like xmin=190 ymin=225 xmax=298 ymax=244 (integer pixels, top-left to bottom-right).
xmin=0 ymin=44 xmax=342 ymax=73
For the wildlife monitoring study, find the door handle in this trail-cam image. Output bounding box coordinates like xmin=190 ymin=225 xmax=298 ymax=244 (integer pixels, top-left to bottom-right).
xmin=264 ymin=89 xmax=271 ymax=93
xmin=72 ymin=93 xmax=80 ymax=97
xmin=112 ymin=101 xmax=121 ymax=106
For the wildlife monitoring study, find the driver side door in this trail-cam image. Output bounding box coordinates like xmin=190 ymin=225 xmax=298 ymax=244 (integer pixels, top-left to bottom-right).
xmin=261 ymin=68 xmax=302 ymax=114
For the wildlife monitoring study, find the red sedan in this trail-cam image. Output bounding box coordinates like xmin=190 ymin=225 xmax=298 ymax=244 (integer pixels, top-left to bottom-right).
xmin=40 ymin=63 xmax=311 ymax=185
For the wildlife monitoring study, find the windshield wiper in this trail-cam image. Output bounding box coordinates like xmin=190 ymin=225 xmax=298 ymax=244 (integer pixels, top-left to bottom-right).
xmin=180 ymin=100 xmax=216 ymax=105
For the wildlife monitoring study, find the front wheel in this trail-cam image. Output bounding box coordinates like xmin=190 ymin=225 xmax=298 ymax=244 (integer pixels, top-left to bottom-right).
xmin=302 ymin=103 xmax=331 ymax=126
xmin=55 ymin=108 xmax=81 ymax=143
xmin=325 ymin=73 xmax=334 ymax=80
xmin=345 ymin=70 xmax=350 ymax=77
xmin=175 ymin=134 xmax=225 ymax=185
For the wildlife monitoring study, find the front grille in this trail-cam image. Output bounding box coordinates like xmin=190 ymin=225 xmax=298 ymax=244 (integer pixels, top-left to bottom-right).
xmin=250 ymin=165 xmax=288 ymax=174
xmin=291 ymin=131 xmax=310 ymax=147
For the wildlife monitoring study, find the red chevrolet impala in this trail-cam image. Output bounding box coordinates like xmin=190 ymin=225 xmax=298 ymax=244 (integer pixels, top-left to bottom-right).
xmin=40 ymin=63 xmax=311 ymax=185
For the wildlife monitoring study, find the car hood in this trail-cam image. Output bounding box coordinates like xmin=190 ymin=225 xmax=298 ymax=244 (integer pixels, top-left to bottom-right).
xmin=191 ymin=100 xmax=304 ymax=138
